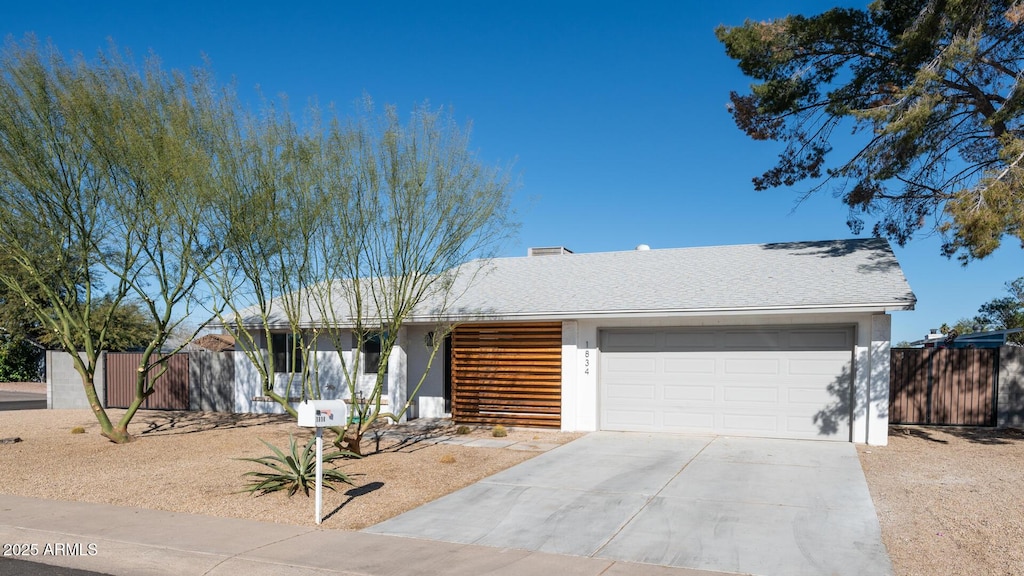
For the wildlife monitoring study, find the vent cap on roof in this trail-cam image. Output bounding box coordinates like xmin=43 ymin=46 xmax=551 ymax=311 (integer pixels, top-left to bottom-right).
xmin=528 ymin=246 xmax=574 ymax=256
xmin=635 ymin=244 xmax=650 ymax=251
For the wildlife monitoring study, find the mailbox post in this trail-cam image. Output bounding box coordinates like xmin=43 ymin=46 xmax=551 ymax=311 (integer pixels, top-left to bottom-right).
xmin=297 ymin=400 xmax=347 ymax=525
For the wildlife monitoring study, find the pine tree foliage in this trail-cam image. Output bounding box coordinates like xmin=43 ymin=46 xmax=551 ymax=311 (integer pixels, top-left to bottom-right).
xmin=717 ymin=0 xmax=1024 ymax=261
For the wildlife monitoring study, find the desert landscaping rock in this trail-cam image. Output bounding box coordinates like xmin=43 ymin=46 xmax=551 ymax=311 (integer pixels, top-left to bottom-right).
xmin=0 ymin=407 xmax=580 ymax=530
xmin=858 ymin=426 xmax=1024 ymax=576
xmin=1 ymin=383 xmax=1021 ymax=576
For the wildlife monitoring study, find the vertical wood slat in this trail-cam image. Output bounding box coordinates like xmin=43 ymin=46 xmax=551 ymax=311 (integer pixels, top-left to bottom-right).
xmin=451 ymin=322 xmax=562 ymax=428
xmin=105 ymin=352 xmax=190 ymax=410
xmin=889 ymin=348 xmax=929 ymax=424
xmin=889 ymin=348 xmax=995 ymax=426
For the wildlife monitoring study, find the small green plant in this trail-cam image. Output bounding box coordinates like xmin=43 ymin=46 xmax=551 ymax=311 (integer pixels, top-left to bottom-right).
xmin=455 ymin=425 xmax=471 ymax=435
xmin=70 ymin=426 xmax=86 ymax=434
xmin=492 ymin=424 xmax=507 ymax=438
xmin=239 ymin=435 xmax=356 ymax=497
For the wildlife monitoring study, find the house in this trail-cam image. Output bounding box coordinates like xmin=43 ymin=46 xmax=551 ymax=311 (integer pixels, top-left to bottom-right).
xmin=909 ymin=328 xmax=1023 ymax=349
xmin=228 ymin=238 xmax=916 ymax=446
xmin=190 ymin=333 xmax=236 ymax=352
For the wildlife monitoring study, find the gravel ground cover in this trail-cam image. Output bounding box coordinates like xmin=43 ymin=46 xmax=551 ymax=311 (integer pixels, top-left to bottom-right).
xmin=3 ymin=382 xmax=1022 ymax=575
xmin=858 ymin=426 xmax=1024 ymax=576
xmin=0 ymin=387 xmax=580 ymax=530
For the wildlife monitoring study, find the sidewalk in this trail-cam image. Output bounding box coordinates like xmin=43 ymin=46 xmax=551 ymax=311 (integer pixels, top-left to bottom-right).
xmin=0 ymin=494 xmax=738 ymax=576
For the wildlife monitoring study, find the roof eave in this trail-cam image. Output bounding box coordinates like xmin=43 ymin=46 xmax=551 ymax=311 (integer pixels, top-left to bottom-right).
xmin=219 ymin=300 xmax=916 ymax=330
xmin=404 ymin=300 xmax=917 ymax=323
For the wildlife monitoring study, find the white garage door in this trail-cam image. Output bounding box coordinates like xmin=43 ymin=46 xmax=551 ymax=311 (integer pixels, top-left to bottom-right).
xmin=600 ymin=326 xmax=854 ymax=440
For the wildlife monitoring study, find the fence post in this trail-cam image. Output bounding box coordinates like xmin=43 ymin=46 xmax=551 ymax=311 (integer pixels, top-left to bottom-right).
xmin=925 ymin=348 xmax=933 ymax=425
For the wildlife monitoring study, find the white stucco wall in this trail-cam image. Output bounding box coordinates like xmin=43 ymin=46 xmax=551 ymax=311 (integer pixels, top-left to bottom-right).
xmin=232 ymin=329 xmax=402 ymax=417
xmin=405 ymin=325 xmax=447 ymax=419
xmin=561 ymin=311 xmax=893 ymax=444
xmin=228 ymin=311 xmax=894 ymax=444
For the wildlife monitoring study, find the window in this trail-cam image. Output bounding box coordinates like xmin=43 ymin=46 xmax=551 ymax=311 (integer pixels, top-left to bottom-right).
xmin=354 ymin=331 xmax=388 ymax=375
xmin=271 ymin=333 xmax=304 ymax=374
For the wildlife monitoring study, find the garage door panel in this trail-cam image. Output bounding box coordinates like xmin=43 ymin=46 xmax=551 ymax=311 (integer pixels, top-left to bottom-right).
xmin=600 ymin=326 xmax=853 ymax=441
xmin=663 ymin=331 xmax=717 ymax=349
xmin=722 ymin=412 xmax=778 ymax=433
xmin=663 ymin=409 xmax=715 ymax=430
xmin=723 ymin=386 xmax=778 ymax=403
xmin=724 ymin=357 xmax=780 ymax=375
xmin=605 ymin=382 xmax=656 ymax=400
xmin=722 ymin=330 xmax=782 ymax=349
xmin=605 ymin=356 xmax=657 ymax=373
xmin=786 ymin=415 xmax=824 ymax=435
xmin=664 ymin=383 xmax=714 ymax=401
xmin=787 ymin=386 xmax=833 ymax=404
xmin=789 ymin=356 xmax=849 ymax=375
xmin=604 ymin=408 xmax=656 ymax=428
xmin=663 ymin=357 xmax=715 ymax=374
xmin=789 ymin=329 xmax=851 ymax=350
xmin=603 ymin=331 xmax=658 ymax=349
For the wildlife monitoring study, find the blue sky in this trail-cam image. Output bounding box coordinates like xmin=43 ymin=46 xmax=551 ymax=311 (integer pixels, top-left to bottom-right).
xmin=5 ymin=0 xmax=1021 ymax=344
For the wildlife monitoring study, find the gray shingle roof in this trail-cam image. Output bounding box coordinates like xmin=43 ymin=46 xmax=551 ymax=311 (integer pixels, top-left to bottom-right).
xmin=228 ymin=238 xmax=916 ymax=328
xmin=424 ymin=238 xmax=915 ymax=320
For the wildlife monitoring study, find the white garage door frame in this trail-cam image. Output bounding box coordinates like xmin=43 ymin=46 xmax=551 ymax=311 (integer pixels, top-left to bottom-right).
xmin=599 ymin=324 xmax=856 ymax=441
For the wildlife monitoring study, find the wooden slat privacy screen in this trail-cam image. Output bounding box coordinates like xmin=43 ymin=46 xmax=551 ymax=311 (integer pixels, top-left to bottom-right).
xmin=889 ymin=348 xmax=996 ymax=426
xmin=451 ymin=322 xmax=562 ymax=428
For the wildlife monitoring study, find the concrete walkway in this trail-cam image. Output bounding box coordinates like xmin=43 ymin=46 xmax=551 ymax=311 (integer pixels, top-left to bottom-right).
xmin=0 ymin=493 xmax=731 ymax=576
xmin=367 ymin=432 xmax=894 ymax=576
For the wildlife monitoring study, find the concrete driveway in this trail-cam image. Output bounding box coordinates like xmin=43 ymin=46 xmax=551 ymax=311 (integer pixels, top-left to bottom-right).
xmin=366 ymin=432 xmax=893 ymax=576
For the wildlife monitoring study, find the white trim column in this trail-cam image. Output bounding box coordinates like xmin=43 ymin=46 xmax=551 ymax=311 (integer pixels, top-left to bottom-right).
xmin=560 ymin=321 xmax=578 ymax=431
xmin=866 ymin=314 xmax=892 ymax=445
xmin=388 ymin=326 xmax=408 ymax=423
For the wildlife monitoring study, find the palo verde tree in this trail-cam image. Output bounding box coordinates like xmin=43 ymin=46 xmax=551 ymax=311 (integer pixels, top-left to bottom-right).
xmin=0 ymin=37 xmax=231 ymax=442
xmin=311 ymin=101 xmax=516 ymax=455
xmin=214 ymin=99 xmax=516 ymax=455
xmin=717 ymin=0 xmax=1024 ymax=262
xmin=208 ymin=102 xmax=328 ymax=414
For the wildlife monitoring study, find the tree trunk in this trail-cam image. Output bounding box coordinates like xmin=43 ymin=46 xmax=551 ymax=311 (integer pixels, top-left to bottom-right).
xmin=342 ymin=430 xmax=364 ymax=457
xmin=78 ymin=370 xmax=135 ymax=443
xmin=102 ymin=426 xmax=134 ymax=444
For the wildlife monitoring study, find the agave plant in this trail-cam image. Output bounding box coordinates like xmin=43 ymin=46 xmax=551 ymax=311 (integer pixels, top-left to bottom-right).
xmin=239 ymin=435 xmax=356 ymax=497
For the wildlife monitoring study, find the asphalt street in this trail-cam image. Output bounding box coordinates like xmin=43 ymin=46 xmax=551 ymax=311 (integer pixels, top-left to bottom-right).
xmin=0 ymin=390 xmax=46 ymax=411
xmin=0 ymin=557 xmax=114 ymax=576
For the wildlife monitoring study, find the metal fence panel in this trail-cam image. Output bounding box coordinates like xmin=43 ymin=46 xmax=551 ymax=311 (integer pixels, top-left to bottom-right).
xmin=105 ymin=353 xmax=189 ymax=410
xmin=889 ymin=348 xmax=996 ymax=426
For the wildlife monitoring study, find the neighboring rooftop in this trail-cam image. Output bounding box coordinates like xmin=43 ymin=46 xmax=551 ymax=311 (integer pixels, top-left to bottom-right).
xmin=908 ymin=328 xmax=1023 ymax=348
xmin=190 ymin=333 xmax=236 ymax=352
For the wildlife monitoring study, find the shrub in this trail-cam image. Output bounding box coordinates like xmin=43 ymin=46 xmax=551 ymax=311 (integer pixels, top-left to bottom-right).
xmin=455 ymin=425 xmax=471 ymax=435
xmin=70 ymin=426 xmax=85 ymax=434
xmin=439 ymin=453 xmax=456 ymax=464
xmin=239 ymin=435 xmax=356 ymax=497
xmin=492 ymin=424 xmax=507 ymax=438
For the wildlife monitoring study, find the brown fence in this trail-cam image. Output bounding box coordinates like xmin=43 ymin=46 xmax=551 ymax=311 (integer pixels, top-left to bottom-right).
xmin=889 ymin=348 xmax=997 ymax=426
xmin=451 ymin=322 xmax=562 ymax=428
xmin=105 ymin=352 xmax=190 ymax=410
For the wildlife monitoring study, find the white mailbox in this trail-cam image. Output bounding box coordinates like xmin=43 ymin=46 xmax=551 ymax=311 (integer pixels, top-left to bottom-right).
xmin=297 ymin=400 xmax=348 ymax=428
